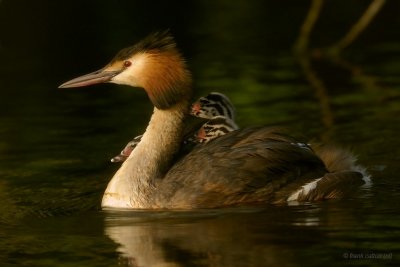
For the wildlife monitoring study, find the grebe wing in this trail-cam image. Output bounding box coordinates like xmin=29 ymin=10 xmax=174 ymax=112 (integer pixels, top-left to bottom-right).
xmin=156 ymin=127 xmax=328 ymax=208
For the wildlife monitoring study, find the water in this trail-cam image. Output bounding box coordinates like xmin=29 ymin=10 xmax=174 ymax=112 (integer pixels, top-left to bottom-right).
xmin=1 ymin=0 xmax=400 ymax=266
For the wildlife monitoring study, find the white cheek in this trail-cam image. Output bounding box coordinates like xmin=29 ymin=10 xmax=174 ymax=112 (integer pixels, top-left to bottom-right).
xmin=112 ymin=70 xmax=139 ymax=86
xmin=111 ymin=54 xmax=148 ymax=87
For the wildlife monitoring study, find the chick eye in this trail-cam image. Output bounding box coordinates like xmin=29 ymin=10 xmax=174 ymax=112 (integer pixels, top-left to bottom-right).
xmin=123 ymin=60 xmax=132 ymax=68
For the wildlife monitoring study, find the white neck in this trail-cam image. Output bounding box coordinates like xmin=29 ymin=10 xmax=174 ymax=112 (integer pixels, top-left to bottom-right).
xmin=101 ymin=101 xmax=188 ymax=209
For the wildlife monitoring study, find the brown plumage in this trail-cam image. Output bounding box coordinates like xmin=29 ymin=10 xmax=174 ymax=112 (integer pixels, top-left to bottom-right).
xmin=155 ymin=127 xmax=328 ymax=208
xmin=59 ymin=32 xmax=369 ymax=209
xmin=311 ymin=143 xmax=365 ymax=173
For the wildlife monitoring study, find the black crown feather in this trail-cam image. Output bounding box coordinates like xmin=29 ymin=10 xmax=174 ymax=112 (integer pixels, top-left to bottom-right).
xmin=111 ymin=30 xmax=176 ymax=62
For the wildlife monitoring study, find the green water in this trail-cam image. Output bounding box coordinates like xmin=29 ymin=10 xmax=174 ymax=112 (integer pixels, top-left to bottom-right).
xmin=1 ymin=0 xmax=400 ymax=266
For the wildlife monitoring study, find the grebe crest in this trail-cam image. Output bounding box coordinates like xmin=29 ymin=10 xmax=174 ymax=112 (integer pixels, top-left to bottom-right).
xmin=60 ymin=31 xmax=192 ymax=110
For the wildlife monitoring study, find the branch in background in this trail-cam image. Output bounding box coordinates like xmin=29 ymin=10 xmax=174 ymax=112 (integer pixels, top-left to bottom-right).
xmin=329 ymin=0 xmax=386 ymax=53
xmin=297 ymin=55 xmax=334 ymax=142
xmin=294 ymin=0 xmax=386 ymax=141
xmin=294 ymin=0 xmax=324 ymax=54
xmin=321 ymin=0 xmax=386 ymax=96
xmin=294 ymin=0 xmax=334 ymax=141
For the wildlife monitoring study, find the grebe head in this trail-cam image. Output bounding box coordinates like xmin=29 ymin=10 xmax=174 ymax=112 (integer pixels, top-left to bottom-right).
xmin=190 ymin=92 xmax=235 ymax=120
xmin=191 ymin=115 xmax=239 ymax=144
xmin=59 ymin=31 xmax=192 ymax=109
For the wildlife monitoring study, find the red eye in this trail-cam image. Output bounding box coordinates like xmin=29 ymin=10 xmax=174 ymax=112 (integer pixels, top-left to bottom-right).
xmin=123 ymin=60 xmax=132 ymax=67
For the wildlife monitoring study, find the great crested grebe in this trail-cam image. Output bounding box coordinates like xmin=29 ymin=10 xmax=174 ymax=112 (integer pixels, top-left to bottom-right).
xmin=111 ymin=92 xmax=237 ymax=162
xmin=59 ymin=31 xmax=369 ymax=209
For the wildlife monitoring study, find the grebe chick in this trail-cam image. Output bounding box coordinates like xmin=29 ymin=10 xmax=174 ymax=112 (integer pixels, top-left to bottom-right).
xmin=59 ymin=31 xmax=368 ymax=209
xmin=111 ymin=135 xmax=142 ymax=163
xmin=111 ymin=92 xmax=237 ymax=162
xmin=191 ymin=92 xmax=236 ymax=120
xmin=190 ymin=115 xmax=239 ymax=144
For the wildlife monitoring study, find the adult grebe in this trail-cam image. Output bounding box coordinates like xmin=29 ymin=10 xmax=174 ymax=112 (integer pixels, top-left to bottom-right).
xmin=59 ymin=31 xmax=369 ymax=209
